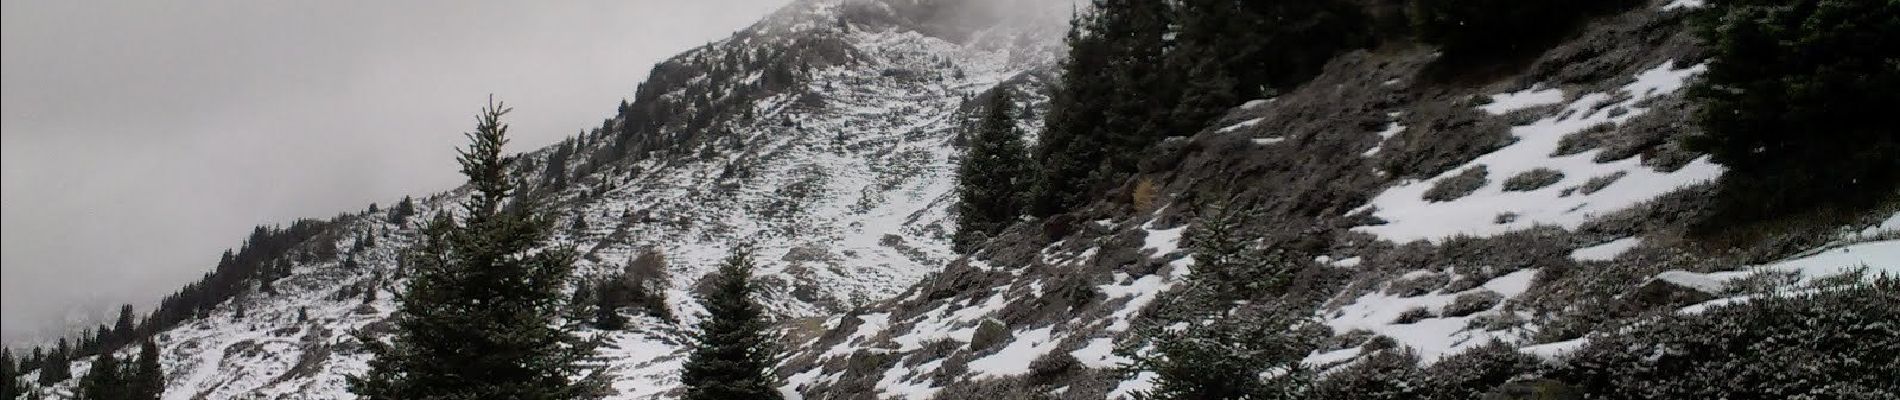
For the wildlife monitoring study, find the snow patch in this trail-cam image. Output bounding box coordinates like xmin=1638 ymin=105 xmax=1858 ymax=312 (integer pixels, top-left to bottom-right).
xmin=1355 ymin=61 xmax=1720 ymax=243
xmin=1570 ymin=237 xmax=1641 ymax=261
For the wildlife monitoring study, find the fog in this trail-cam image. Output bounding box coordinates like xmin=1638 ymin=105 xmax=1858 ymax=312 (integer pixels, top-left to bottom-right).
xmin=1 ymin=0 xmax=792 ymax=346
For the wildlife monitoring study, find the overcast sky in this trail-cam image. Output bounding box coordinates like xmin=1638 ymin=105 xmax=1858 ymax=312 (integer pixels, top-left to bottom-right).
xmin=1 ymin=0 xmax=791 ymax=346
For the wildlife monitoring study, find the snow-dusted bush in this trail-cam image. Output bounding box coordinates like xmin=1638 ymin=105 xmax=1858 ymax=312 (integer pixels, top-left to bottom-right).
xmin=1421 ymin=166 xmax=1488 ymax=202
xmin=1550 ymin=277 xmax=1900 ymax=398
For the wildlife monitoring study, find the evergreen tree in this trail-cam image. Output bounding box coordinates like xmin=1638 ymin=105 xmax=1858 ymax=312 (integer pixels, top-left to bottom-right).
xmin=1687 ymin=0 xmax=1900 ymax=226
xmin=39 ymin=339 xmax=70 ymax=385
xmin=681 ymin=247 xmax=782 ymax=400
xmin=1186 ymin=204 xmax=1296 ymax=300
xmin=953 ymin=90 xmax=1031 ymax=251
xmin=349 ymin=98 xmax=597 ymax=399
xmin=388 ymin=196 xmax=417 ymax=224
xmin=593 ymin=278 xmax=628 ymax=331
xmin=131 ymin=339 xmax=163 ymax=400
xmin=75 ymin=351 xmax=127 ymax=400
xmin=110 ymin=305 xmax=136 ymax=350
xmin=25 ymin=347 xmax=44 ymax=372
xmin=1097 ymin=0 xmax=1175 ymax=172
xmin=2 ymin=349 xmax=22 ymax=400
xmin=1030 ymin=13 xmax=1116 ymax=217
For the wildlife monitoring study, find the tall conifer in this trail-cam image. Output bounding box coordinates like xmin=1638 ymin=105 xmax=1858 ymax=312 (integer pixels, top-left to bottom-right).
xmin=954 ymin=90 xmax=1031 ymax=251
xmin=681 ymin=246 xmax=782 ymax=400
xmin=349 ymin=98 xmax=597 ymax=399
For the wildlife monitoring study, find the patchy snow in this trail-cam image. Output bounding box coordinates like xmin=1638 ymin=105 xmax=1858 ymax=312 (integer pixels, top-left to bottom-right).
xmin=1218 ymin=117 xmax=1264 ymax=133
xmin=966 ymin=327 xmax=1059 ymax=378
xmin=1753 ymin=240 xmax=1900 ymax=282
xmin=1302 ymin=347 xmax=1363 ymax=367
xmin=1479 ymin=86 xmax=1564 ymax=115
xmin=1519 ymin=337 xmax=1590 ymax=360
xmin=1654 ymin=270 xmax=1731 ymax=293
xmin=1662 ymin=0 xmax=1706 ymax=11
xmin=1107 ymin=371 xmax=1159 ymax=399
xmin=1570 ymin=237 xmax=1641 ymax=261
xmin=1322 ymin=269 xmax=1539 ymax=363
xmin=1141 ymin=225 xmax=1187 ymax=257
xmin=1253 ymin=137 xmax=1287 ymax=145
xmin=1355 ymin=61 xmax=1720 ymax=243
xmin=1362 ymin=115 xmax=1408 ymax=157
xmin=1097 ymin=270 xmax=1179 ymax=332
xmin=1071 ymin=337 xmax=1128 ymax=368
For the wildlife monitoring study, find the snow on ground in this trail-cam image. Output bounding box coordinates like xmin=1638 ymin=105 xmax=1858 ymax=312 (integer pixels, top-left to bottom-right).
xmin=1218 ymin=117 xmax=1263 ymax=133
xmin=1478 ymin=86 xmax=1565 ymax=115
xmin=1570 ymin=237 xmax=1641 ymax=261
xmin=1361 ymin=113 xmax=1407 ymax=157
xmin=1141 ymin=224 xmax=1187 ymax=257
xmin=966 ymin=327 xmax=1060 ymax=378
xmin=1323 ymin=269 xmax=1539 ymax=363
xmin=1662 ymin=0 xmax=1707 ymax=11
xmin=1070 ymin=337 xmax=1127 ymax=368
xmin=1356 ymin=61 xmax=1721 ymax=243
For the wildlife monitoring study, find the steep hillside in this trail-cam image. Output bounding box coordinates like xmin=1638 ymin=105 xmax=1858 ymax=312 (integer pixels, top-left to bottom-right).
xmin=16 ymin=0 xmax=1065 ymax=398
xmin=13 ymin=0 xmax=1896 ymax=399
xmin=774 ymin=1 xmax=1898 ymax=398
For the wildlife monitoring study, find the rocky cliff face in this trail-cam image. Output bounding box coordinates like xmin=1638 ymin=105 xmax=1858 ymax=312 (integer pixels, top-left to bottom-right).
xmin=17 ymin=0 xmax=1898 ymax=399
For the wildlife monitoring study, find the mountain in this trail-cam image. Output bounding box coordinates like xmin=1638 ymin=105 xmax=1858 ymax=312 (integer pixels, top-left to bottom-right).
xmin=13 ymin=0 xmax=1898 ymax=399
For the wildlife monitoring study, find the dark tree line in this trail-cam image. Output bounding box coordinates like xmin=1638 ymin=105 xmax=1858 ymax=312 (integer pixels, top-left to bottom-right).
xmin=73 ymin=339 xmax=163 ymax=400
xmin=1023 ymin=0 xmax=1372 ymax=218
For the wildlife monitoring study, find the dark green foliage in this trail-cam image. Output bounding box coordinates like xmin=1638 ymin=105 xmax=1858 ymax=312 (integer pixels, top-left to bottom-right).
xmin=1185 ymin=204 xmax=1299 ymax=300
xmin=1124 ymin=302 xmax=1326 ymax=400
xmin=349 ymin=98 xmax=597 ymax=400
xmin=1032 ymin=0 xmax=1371 ymax=217
xmin=1307 ymin=349 xmax=1425 ymax=400
xmin=388 ymin=196 xmax=417 ymax=224
xmin=76 ymin=351 xmax=127 ymax=400
xmin=682 ymin=247 xmax=783 ymax=400
xmin=1550 ymin=277 xmax=1900 ymax=399
xmin=954 ymin=90 xmax=1031 ymax=251
xmin=1029 ymin=12 xmax=1119 ymax=217
xmin=593 ymin=278 xmax=629 ymax=331
xmin=1123 ymin=204 xmax=1326 ymax=400
xmin=1169 ymin=0 xmax=1370 ymax=130
xmin=2 ymin=349 xmax=22 ymax=400
xmin=134 ymin=340 xmax=163 ymax=400
xmin=1409 ymin=0 xmax=1644 ymax=62
xmin=38 ymin=339 xmax=70 ymax=385
xmin=1687 ymin=0 xmax=1900 ymax=227
xmin=1414 ymin=341 xmax=1540 ymax=400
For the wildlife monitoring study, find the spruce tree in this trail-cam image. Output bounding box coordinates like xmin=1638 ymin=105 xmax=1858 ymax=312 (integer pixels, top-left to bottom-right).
xmin=593 ymin=278 xmax=628 ymax=331
xmin=2 ymin=349 xmax=22 ymax=400
xmin=76 ymin=351 xmax=127 ymax=400
xmin=38 ymin=339 xmax=70 ymax=385
xmin=953 ymin=89 xmax=1031 ymax=251
xmin=681 ymin=247 xmax=782 ymax=400
xmin=110 ymin=305 xmax=136 ymax=349
xmin=349 ymin=98 xmax=597 ymax=399
xmin=132 ymin=339 xmax=163 ymax=400
xmin=388 ymin=196 xmax=417 ymax=224
xmin=1687 ymin=0 xmax=1900 ymax=225
xmin=1030 ymin=13 xmax=1115 ymax=217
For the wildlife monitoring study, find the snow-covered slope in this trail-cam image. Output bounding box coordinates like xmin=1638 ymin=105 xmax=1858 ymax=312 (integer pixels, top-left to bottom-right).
xmin=19 ymin=0 xmax=1065 ymax=398
xmin=17 ymin=0 xmax=1896 ymax=399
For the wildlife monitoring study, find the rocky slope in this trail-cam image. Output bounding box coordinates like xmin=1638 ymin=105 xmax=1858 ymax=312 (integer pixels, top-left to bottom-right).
xmin=19 ymin=0 xmax=1065 ymax=398
xmin=16 ymin=0 xmax=1898 ymax=399
xmin=772 ymin=1 xmax=1898 ymax=398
